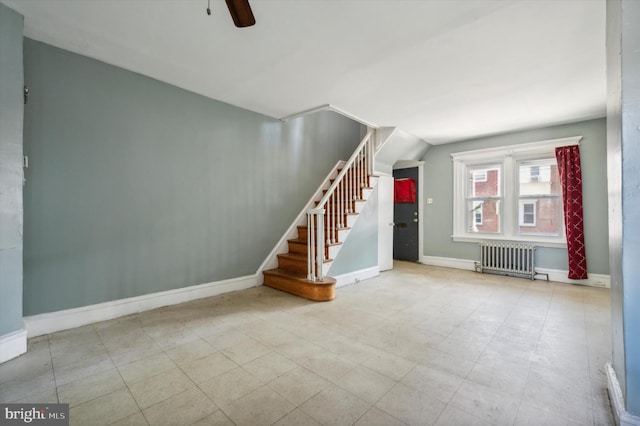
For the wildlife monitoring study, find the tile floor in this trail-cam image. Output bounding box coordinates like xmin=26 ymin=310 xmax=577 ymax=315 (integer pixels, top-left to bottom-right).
xmin=0 ymin=262 xmax=613 ymax=425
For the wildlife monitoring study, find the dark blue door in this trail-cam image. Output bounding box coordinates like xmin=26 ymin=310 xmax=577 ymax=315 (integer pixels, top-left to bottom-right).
xmin=393 ymin=167 xmax=419 ymax=262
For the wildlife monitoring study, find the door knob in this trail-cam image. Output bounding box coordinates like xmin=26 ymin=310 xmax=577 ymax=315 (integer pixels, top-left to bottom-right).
xmin=413 ymin=218 xmax=419 ymax=223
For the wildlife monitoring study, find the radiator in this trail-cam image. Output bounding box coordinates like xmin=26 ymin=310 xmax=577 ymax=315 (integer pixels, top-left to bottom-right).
xmin=476 ymin=241 xmax=546 ymax=280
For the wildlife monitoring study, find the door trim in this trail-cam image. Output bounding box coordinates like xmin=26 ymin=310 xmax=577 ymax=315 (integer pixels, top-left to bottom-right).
xmin=393 ymin=161 xmax=424 ymax=263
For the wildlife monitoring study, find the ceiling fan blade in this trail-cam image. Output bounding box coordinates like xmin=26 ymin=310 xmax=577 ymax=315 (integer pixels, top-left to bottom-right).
xmin=225 ymin=0 xmax=256 ymax=27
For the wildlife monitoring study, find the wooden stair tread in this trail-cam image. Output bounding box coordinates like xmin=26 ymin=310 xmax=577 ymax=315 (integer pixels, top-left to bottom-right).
xmin=287 ymin=238 xmax=306 ymax=244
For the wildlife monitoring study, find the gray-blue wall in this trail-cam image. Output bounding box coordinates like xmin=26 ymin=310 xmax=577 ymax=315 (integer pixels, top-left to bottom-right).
xmin=0 ymin=3 xmax=24 ymax=337
xmin=607 ymin=0 xmax=640 ymax=415
xmin=329 ymin=186 xmax=379 ymax=275
xmin=421 ymin=118 xmax=609 ymax=274
xmin=22 ymin=39 xmax=363 ymax=316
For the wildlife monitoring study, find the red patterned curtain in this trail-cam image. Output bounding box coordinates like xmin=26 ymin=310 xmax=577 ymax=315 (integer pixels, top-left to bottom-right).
xmin=555 ymin=145 xmax=588 ymax=279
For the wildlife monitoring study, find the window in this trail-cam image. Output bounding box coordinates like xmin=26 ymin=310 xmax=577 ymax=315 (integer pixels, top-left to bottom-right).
xmin=466 ymin=164 xmax=501 ymax=234
xmin=451 ymin=136 xmax=581 ymax=247
xmin=529 ymin=166 xmax=540 ymax=182
xmin=519 ymin=201 xmax=536 ymax=226
xmin=473 ymin=170 xmax=487 ymax=182
xmin=473 ymin=201 xmax=483 ymax=227
xmin=517 ymin=159 xmax=561 ymax=236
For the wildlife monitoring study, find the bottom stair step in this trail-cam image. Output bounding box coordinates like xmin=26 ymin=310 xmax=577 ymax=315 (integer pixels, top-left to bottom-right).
xmin=263 ymin=269 xmax=335 ymax=302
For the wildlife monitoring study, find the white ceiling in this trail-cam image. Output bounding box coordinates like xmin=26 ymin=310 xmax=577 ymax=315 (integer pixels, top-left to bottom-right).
xmin=3 ymin=0 xmax=606 ymax=144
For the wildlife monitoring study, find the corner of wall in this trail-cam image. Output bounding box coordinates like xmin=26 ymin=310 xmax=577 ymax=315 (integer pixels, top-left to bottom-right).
xmin=0 ymin=327 xmax=27 ymax=364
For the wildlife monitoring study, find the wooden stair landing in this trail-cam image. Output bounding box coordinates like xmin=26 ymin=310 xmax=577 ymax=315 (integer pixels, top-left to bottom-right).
xmin=263 ymin=268 xmax=336 ymax=302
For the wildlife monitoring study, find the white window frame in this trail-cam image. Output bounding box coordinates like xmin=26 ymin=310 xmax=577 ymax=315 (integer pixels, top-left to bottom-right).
xmin=451 ymin=136 xmax=582 ymax=248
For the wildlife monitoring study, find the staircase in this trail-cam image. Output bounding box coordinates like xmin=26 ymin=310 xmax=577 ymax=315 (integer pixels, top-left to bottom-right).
xmin=263 ymin=130 xmax=377 ymax=301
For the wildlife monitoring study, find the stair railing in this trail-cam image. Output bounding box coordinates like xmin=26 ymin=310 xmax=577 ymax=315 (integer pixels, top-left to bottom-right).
xmin=307 ymin=129 xmax=375 ymax=281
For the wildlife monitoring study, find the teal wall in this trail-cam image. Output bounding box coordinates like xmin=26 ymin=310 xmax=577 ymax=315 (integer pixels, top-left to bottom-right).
xmin=0 ymin=3 xmax=24 ymax=336
xmin=421 ymin=118 xmax=609 ymax=274
xmin=329 ymin=186 xmax=379 ymax=275
xmin=22 ymin=39 xmax=363 ymax=316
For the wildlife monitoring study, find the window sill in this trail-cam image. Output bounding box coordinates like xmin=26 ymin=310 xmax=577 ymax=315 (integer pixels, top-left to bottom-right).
xmin=452 ymin=235 xmax=567 ymax=249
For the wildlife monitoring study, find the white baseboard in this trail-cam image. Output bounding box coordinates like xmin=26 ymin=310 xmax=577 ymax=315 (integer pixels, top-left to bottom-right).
xmin=421 ymin=256 xmax=610 ymax=288
xmin=421 ymin=256 xmax=476 ymax=271
xmin=606 ymin=363 xmax=640 ymax=426
xmin=24 ymin=275 xmax=258 ymax=337
xmin=535 ymin=268 xmax=611 ymax=288
xmin=0 ymin=328 xmax=27 ymax=364
xmin=333 ymin=266 xmax=380 ymax=288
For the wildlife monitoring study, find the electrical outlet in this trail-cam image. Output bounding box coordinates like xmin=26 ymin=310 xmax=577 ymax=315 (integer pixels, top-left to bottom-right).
xmin=427 ymin=198 xmax=433 ymax=204
xmin=592 ymin=278 xmax=606 ymax=287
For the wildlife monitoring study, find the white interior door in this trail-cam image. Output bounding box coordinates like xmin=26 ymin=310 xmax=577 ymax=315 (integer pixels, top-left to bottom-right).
xmin=378 ymin=175 xmax=394 ymax=271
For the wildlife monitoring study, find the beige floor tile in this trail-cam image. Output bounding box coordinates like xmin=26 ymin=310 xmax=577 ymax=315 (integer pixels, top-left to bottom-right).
xmin=149 ymin=327 xmax=201 ymax=350
xmin=0 ymin=345 xmax=52 ymax=384
xmin=273 ymin=339 xmax=324 ymax=362
xmin=3 ymin=262 xmax=613 ymax=426
xmin=204 ymin=329 xmax=252 ymax=351
xmin=437 ymin=335 xmax=488 ymax=362
xmin=69 ymin=388 xmax=139 ymax=426
xmin=241 ymin=352 xmax=298 ymax=383
xmin=300 ymin=384 xmax=371 ymax=426
xmin=220 ymin=338 xmax=271 ymax=365
xmin=375 ymin=383 xmax=445 ymax=426
xmin=450 ymin=380 xmax=520 ymax=426
xmin=521 ymin=373 xmax=592 ymax=425
xmin=466 ymin=358 xmax=529 ymax=398
xmin=358 ymin=347 xmax=416 ymax=381
xmin=54 ymin=352 xmax=115 ymax=386
xmin=514 ymin=402 xmax=583 ymax=426
xmin=355 ymin=407 xmax=407 ymax=426
xmin=412 ymin=347 xmax=475 ymax=378
xmin=100 ymin=329 xmax=155 ymax=352
xmin=109 ymin=411 xmax=149 ymax=426
xmin=237 ymin=323 xmax=300 ymax=348
xmin=335 ymin=365 xmax=397 ymax=404
xmin=58 ymin=368 xmax=125 ymax=407
xmin=268 ymin=367 xmax=330 ymax=406
xmin=0 ymin=370 xmax=56 ymax=403
xmin=272 ymin=408 xmax=321 ymax=426
xmin=164 ymin=339 xmax=217 ymax=365
xmin=129 ymin=368 xmax=195 ymax=408
xmin=180 ymin=351 xmax=238 ymax=384
xmin=51 ymin=341 xmax=108 ymax=369
xmin=221 ymin=385 xmax=295 ymax=426
xmin=10 ymin=387 xmax=59 ymax=404
xmin=142 ymin=387 xmax=217 ymax=426
xmin=434 ymin=405 xmax=492 ymax=426
xmin=400 ymin=364 xmax=464 ymax=403
xmin=107 ymin=340 xmax=164 ymax=367
xmin=191 ymin=410 xmax=234 ymax=426
xmin=117 ymin=353 xmax=176 ymax=385
xmin=299 ymin=351 xmax=358 ymax=384
xmin=199 ymin=367 xmax=263 ymax=407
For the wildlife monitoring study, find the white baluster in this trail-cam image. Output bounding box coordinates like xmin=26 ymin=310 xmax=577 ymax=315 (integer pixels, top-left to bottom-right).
xmin=316 ymin=210 xmax=324 ymax=280
xmin=307 ymin=212 xmax=314 ymax=281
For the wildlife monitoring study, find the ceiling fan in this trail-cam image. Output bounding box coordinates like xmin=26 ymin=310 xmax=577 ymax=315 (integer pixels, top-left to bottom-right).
xmin=207 ymin=0 xmax=256 ymax=28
